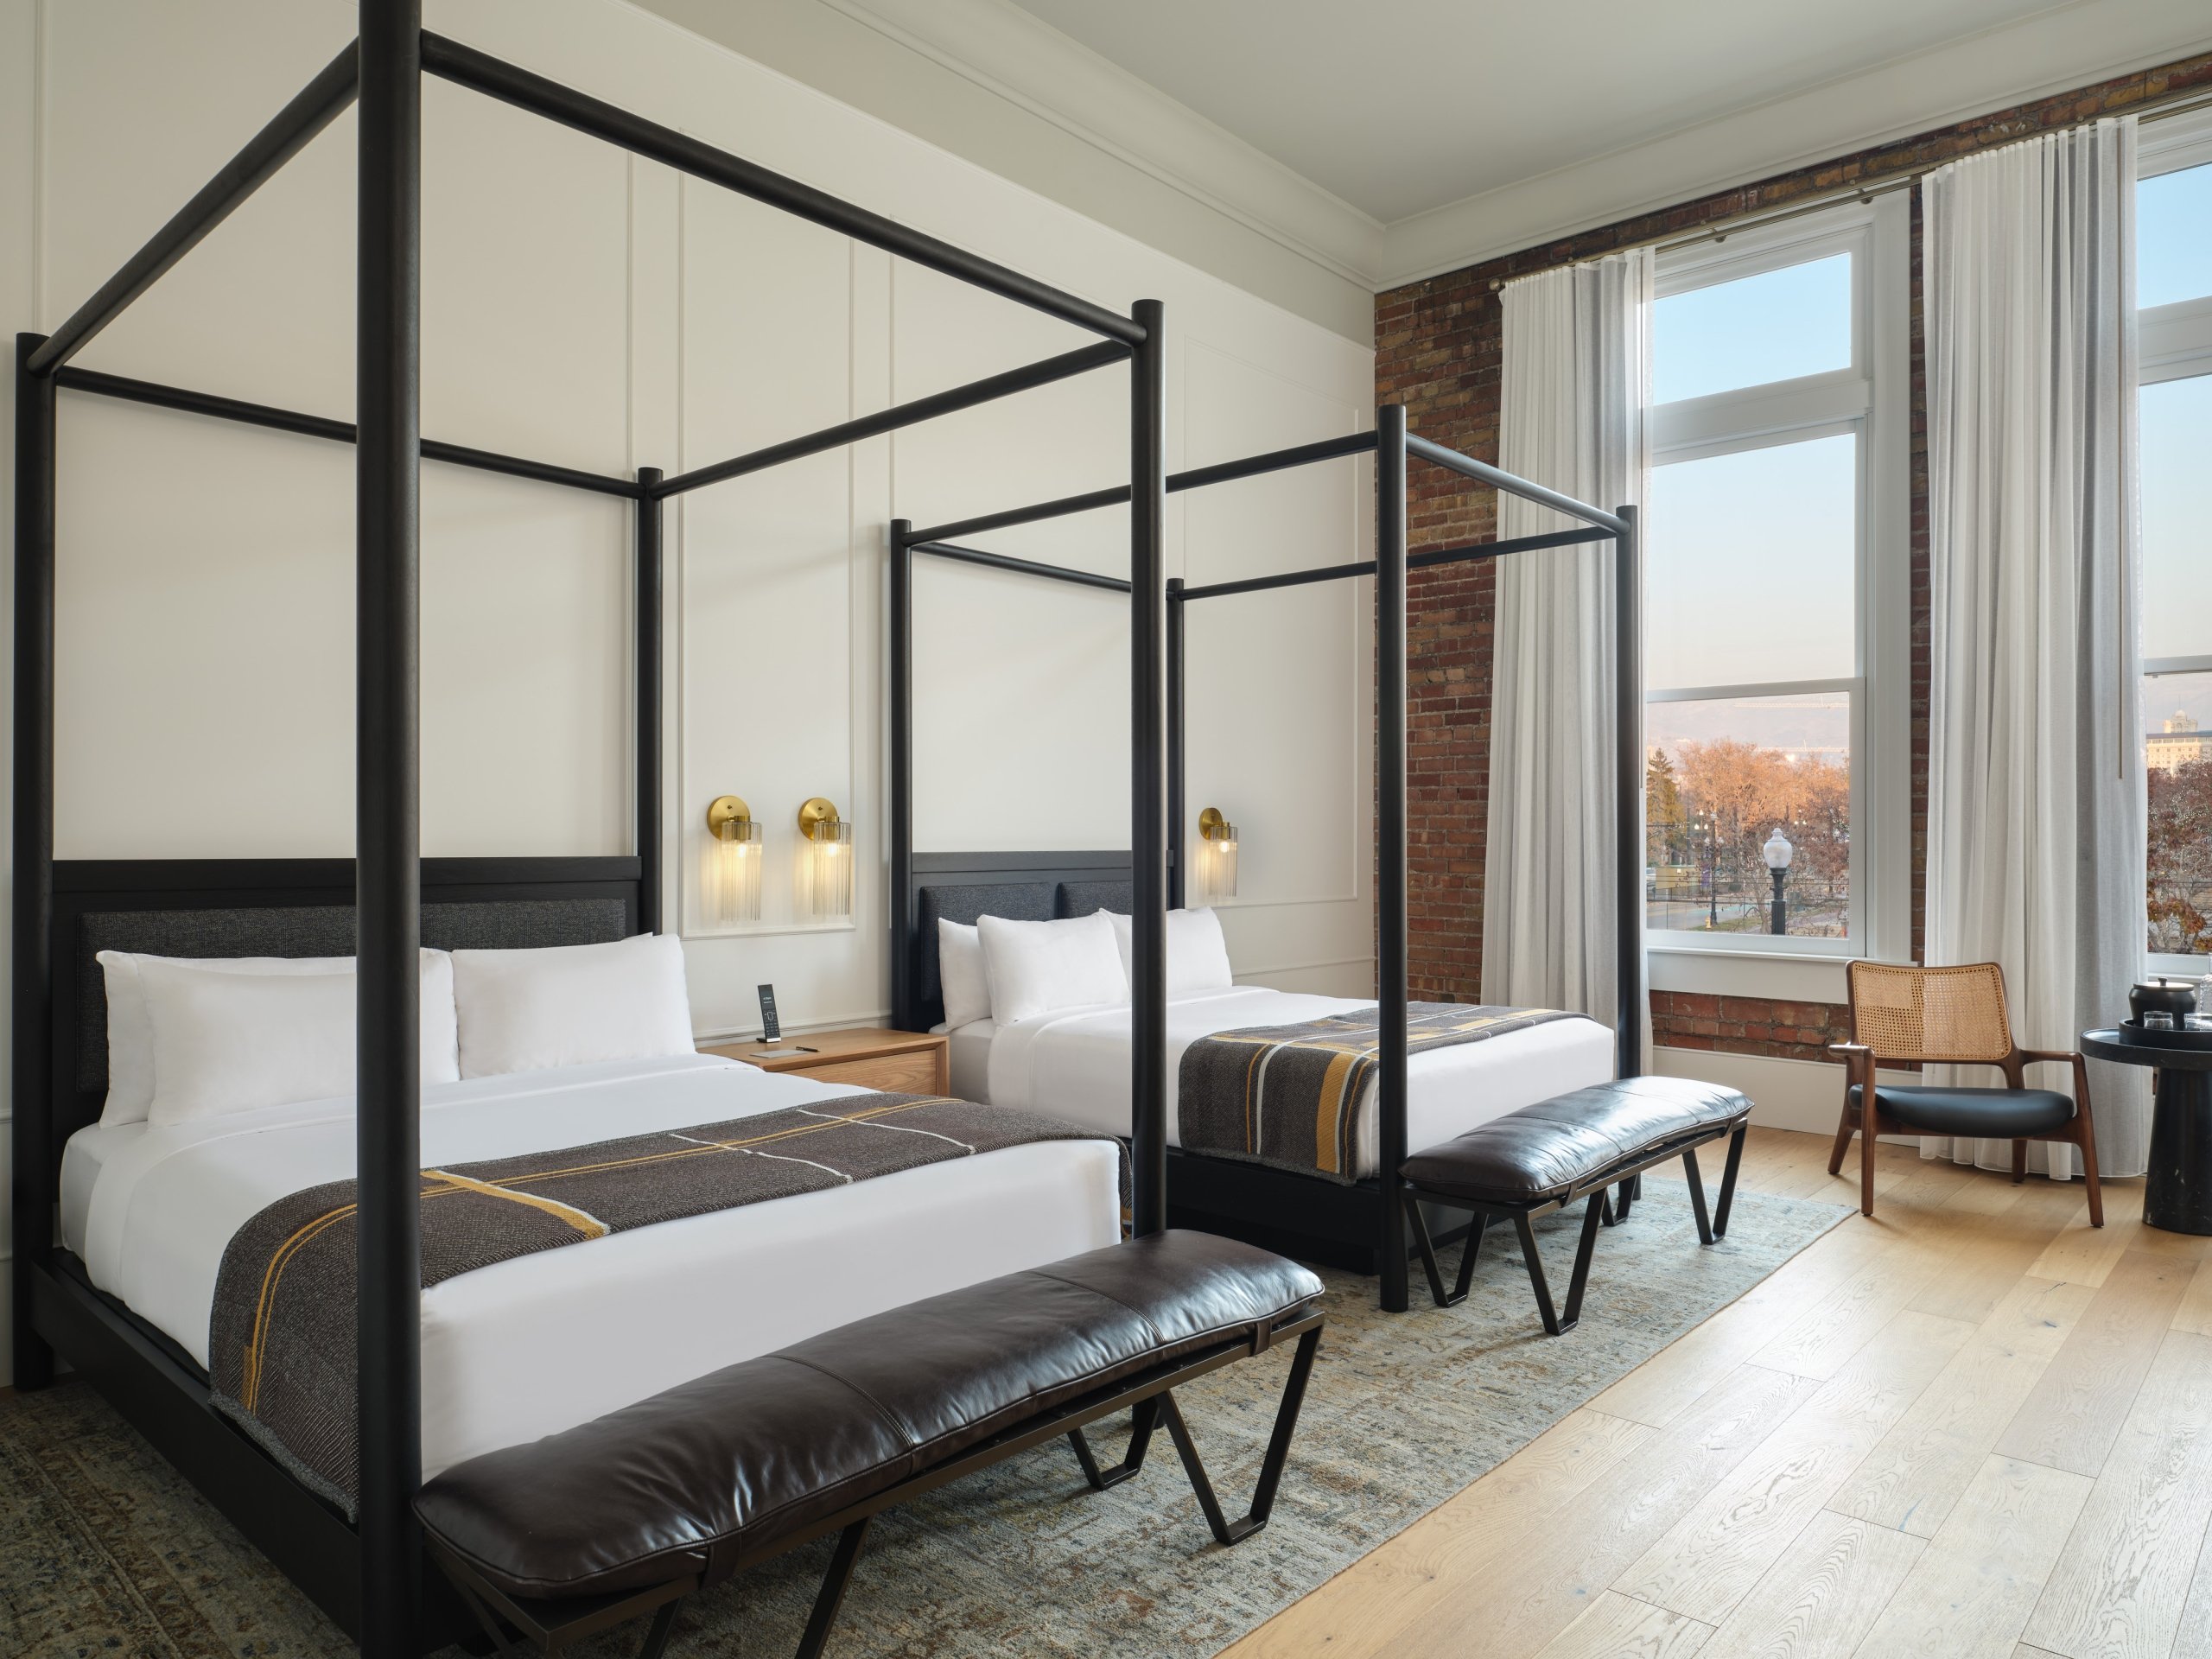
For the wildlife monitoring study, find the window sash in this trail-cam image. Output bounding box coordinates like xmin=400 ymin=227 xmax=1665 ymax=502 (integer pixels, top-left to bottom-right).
xmin=1647 ymin=193 xmax=1908 ymax=965
xmin=1643 ymin=682 xmax=1863 ymax=953
xmin=2144 ymin=344 xmax=2212 ymax=969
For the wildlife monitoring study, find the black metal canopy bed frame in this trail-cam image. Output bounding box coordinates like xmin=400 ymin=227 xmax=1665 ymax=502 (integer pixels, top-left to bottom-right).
xmin=887 ymin=410 xmax=1642 ymax=1314
xmin=12 ymin=8 xmax=1172 ymax=1653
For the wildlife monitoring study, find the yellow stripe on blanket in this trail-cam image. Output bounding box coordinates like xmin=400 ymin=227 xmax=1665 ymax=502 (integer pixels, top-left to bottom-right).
xmin=424 ymin=1169 xmax=609 ymax=1238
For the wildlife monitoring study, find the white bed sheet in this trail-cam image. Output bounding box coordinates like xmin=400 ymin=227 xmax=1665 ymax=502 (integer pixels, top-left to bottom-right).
xmin=946 ymin=1019 xmax=997 ymax=1102
xmin=73 ymin=1052 xmax=1121 ymax=1480
xmin=60 ymin=1121 xmax=136 ymax=1259
xmin=986 ymin=988 xmax=1614 ymax=1176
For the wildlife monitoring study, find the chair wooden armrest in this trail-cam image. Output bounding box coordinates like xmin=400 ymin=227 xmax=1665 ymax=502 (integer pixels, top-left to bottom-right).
xmin=2018 ymin=1046 xmax=2095 ymax=1112
xmin=1828 ymin=1042 xmax=1876 ymax=1090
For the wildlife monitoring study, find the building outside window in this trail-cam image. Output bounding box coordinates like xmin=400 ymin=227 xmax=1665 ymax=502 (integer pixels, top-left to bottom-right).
xmin=1643 ymin=196 xmax=1911 ymax=958
xmin=2140 ymin=114 xmax=2212 ymax=965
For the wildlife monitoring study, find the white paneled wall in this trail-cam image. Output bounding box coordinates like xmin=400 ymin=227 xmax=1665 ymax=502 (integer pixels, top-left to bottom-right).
xmin=0 ymin=0 xmax=1374 ymax=1378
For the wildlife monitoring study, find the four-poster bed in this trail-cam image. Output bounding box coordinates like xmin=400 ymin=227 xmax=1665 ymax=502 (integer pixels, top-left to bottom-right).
xmin=888 ymin=410 xmax=1642 ymax=1314
xmin=13 ymin=7 xmax=1174 ymax=1650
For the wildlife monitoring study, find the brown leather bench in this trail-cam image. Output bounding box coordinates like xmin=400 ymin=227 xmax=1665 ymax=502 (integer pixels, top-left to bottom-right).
xmin=414 ymin=1230 xmax=1325 ymax=1659
xmin=1399 ymin=1076 xmax=1751 ymax=1334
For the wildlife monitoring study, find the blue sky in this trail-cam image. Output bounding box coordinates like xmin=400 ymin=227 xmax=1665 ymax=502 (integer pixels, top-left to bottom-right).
xmin=2141 ymin=162 xmax=2212 ymax=310
xmin=1653 ymin=253 xmax=1850 ymax=404
xmin=1645 ymin=433 xmax=1856 ymax=690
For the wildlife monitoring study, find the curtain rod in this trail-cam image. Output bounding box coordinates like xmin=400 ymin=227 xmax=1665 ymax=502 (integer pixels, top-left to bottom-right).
xmin=1487 ymin=78 xmax=2212 ymax=289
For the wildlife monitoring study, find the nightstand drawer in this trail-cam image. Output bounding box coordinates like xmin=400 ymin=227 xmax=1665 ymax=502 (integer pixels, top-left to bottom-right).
xmin=804 ymin=1051 xmax=944 ymax=1095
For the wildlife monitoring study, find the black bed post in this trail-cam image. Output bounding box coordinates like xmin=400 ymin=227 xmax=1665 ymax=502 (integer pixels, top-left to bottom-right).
xmin=1166 ymin=577 xmax=1185 ymax=911
xmin=636 ymin=467 xmax=664 ymax=935
xmin=11 ymin=334 xmax=57 ymax=1392
xmin=1131 ymin=301 xmax=1168 ymax=1238
xmin=1376 ymin=406 xmax=1409 ymax=1313
xmin=355 ymin=5 xmax=423 ymax=1653
xmin=1613 ymin=504 xmax=1643 ymax=1080
xmin=889 ymin=520 xmax=915 ymax=1032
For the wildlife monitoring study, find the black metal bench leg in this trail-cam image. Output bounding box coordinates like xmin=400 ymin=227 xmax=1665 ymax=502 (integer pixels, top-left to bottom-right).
xmin=1560 ymin=1193 xmax=1605 ymax=1330
xmin=1615 ymin=1177 xmax=1634 ymax=1221
xmin=1713 ymin=1125 xmax=1747 ymax=1239
xmin=448 ymin=1576 xmax=519 ymax=1656
xmin=794 ymin=1518 xmax=872 ymax=1659
xmin=1154 ymin=1325 xmax=1322 ymax=1547
xmin=634 ymin=1597 xmax=684 ymax=1659
xmin=1599 ymin=1190 xmax=1618 ymax=1226
xmin=1068 ymin=1395 xmax=1160 ymax=1490
xmin=1405 ymin=1193 xmax=1459 ymax=1307
xmin=1453 ymin=1212 xmax=1486 ymax=1303
xmin=1510 ymin=1212 xmax=1563 ymax=1336
xmin=1683 ymin=1147 xmax=1715 ymax=1245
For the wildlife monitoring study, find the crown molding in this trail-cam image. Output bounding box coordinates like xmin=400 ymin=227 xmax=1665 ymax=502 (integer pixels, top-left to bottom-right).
xmin=1375 ymin=0 xmax=2212 ymax=287
xmin=821 ymin=0 xmax=2212 ymax=298
xmin=821 ymin=0 xmax=1385 ymax=285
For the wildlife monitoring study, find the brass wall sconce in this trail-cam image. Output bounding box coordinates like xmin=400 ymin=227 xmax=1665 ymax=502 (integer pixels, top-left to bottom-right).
xmin=706 ymin=795 xmax=763 ymax=924
xmin=797 ymin=796 xmax=854 ymax=922
xmin=1196 ymin=805 xmax=1239 ymax=905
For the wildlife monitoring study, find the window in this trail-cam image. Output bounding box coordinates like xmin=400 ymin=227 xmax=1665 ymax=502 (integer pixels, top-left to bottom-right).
xmin=1644 ymin=198 xmax=1910 ymax=956
xmin=2139 ymin=118 xmax=2212 ymax=969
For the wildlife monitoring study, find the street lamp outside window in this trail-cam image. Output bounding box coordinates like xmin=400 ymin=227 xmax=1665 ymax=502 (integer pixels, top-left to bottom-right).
xmin=1764 ymin=826 xmax=1794 ymax=935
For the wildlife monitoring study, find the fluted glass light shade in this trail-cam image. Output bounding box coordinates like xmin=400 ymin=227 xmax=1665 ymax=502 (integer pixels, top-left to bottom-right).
xmin=706 ymin=796 xmax=762 ymax=925
xmin=798 ymin=797 xmax=855 ymax=922
xmin=1196 ymin=806 xmax=1239 ymax=906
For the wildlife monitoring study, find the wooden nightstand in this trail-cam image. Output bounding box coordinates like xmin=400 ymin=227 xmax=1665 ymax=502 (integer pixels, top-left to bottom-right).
xmin=701 ymin=1027 xmax=950 ymax=1095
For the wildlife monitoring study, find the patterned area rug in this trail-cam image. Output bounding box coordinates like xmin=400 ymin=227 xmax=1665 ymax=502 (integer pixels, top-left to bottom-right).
xmin=2 ymin=1179 xmax=1844 ymax=1657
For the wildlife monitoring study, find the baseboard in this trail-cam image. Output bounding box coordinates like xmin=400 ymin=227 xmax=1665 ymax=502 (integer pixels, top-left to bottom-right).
xmin=1653 ymin=1045 xmax=1918 ymax=1140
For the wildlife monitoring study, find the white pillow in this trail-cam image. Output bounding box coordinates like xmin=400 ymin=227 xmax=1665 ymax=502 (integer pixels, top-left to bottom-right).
xmin=1108 ymin=908 xmax=1236 ymax=998
xmin=976 ymin=912 xmax=1128 ymax=1027
xmin=935 ymin=918 xmax=992 ymax=1032
xmin=450 ymin=932 xmax=693 ymax=1079
xmin=138 ymin=953 xmax=461 ymax=1126
xmin=98 ymin=949 xmax=456 ymax=1128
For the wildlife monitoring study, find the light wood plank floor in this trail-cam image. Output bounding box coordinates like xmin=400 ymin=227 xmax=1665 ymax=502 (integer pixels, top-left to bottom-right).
xmin=1224 ymin=1128 xmax=2212 ymax=1659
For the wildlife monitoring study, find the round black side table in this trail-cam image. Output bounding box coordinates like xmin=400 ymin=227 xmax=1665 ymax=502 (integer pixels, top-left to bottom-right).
xmin=2081 ymin=1028 xmax=2212 ymax=1234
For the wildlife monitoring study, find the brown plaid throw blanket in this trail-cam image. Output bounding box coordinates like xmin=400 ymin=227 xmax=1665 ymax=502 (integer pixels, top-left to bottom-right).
xmin=1179 ymin=1003 xmax=1580 ymax=1184
xmin=207 ymin=1093 xmax=1124 ymax=1512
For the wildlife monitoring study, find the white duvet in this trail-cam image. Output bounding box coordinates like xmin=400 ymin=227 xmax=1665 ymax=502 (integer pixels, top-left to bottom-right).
xmin=65 ymin=1052 xmax=1122 ymax=1480
xmin=984 ymin=987 xmax=1615 ymax=1177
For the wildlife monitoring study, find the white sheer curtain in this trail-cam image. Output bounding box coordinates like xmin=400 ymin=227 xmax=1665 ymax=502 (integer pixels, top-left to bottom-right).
xmin=1482 ymin=251 xmax=1652 ymax=1065
xmin=1923 ymin=118 xmax=2150 ymax=1179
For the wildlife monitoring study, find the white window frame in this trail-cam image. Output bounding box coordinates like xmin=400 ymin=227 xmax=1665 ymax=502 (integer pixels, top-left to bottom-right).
xmin=1644 ymin=194 xmax=1912 ymax=996
xmin=2139 ymin=110 xmax=2212 ymax=977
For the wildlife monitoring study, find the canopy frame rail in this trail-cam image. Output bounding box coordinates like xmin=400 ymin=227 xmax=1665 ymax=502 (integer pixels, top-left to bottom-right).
xmin=653 ymin=340 xmax=1130 ymax=501
xmin=54 ymin=365 xmax=643 ymax=499
xmin=887 ymin=413 xmax=1639 ymax=1316
xmin=14 ymin=14 xmax=1166 ymax=1656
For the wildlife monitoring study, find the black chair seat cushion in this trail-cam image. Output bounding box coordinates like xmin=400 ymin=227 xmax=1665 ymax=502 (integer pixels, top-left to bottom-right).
xmin=414 ymin=1231 xmax=1321 ymax=1603
xmin=1400 ymin=1075 xmax=1751 ymax=1207
xmin=1847 ymin=1083 xmax=2075 ymax=1137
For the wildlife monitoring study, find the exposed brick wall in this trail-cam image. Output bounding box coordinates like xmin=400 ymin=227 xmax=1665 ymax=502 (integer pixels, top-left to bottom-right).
xmin=1379 ymin=50 xmax=2212 ymax=1044
xmin=1649 ymin=990 xmax=1852 ymax=1064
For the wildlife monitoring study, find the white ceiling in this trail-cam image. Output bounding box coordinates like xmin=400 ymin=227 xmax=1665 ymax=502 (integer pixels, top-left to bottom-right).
xmin=1004 ymin=0 xmax=2084 ymax=224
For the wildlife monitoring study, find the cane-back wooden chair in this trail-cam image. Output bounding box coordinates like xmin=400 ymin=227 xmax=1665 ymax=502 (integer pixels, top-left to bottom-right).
xmin=1829 ymin=960 xmax=2102 ymax=1224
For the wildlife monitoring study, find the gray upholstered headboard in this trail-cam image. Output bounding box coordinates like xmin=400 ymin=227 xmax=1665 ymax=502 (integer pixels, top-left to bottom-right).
xmin=897 ymin=851 xmax=1131 ymax=1030
xmin=47 ymin=857 xmax=641 ymax=1168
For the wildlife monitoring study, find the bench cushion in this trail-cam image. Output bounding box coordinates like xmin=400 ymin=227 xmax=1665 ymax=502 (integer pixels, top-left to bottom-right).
xmin=414 ymin=1230 xmax=1322 ymax=1602
xmin=1401 ymin=1075 xmax=1751 ymax=1207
